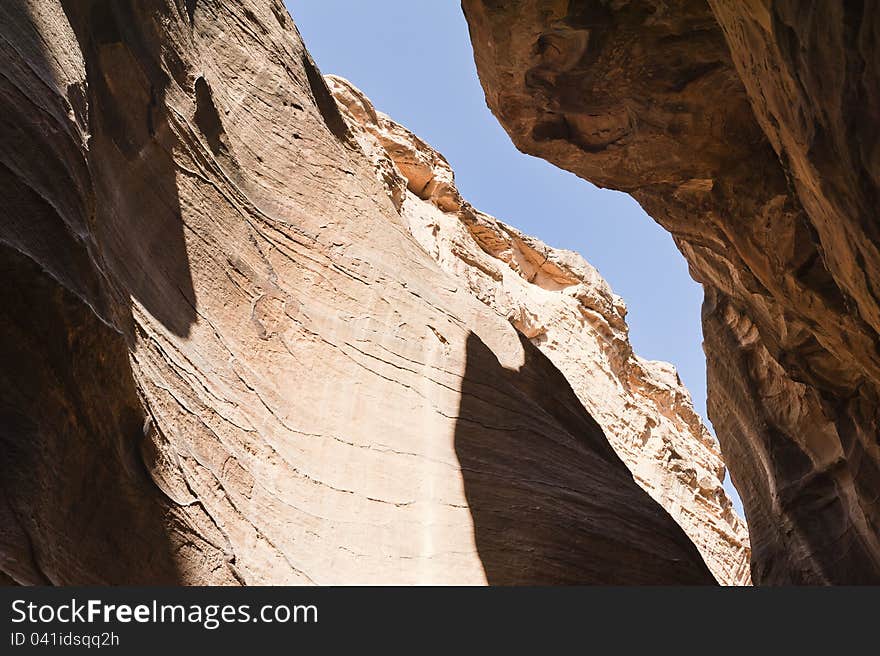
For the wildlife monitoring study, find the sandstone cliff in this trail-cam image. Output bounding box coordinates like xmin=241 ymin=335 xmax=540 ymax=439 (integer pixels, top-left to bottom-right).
xmin=463 ymin=0 xmax=880 ymax=584
xmin=327 ymin=74 xmax=750 ymax=585
xmin=0 ymin=0 xmax=715 ymax=584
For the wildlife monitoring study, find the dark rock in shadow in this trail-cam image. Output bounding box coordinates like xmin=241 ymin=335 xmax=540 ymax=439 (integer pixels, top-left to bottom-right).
xmin=62 ymin=0 xmax=197 ymax=338
xmin=0 ymin=248 xmax=180 ymax=584
xmin=454 ymin=332 xmax=715 ymax=584
xmin=0 ymin=0 xmax=202 ymax=583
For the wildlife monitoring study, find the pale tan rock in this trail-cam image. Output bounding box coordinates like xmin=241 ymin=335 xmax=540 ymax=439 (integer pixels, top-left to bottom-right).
xmin=328 ymin=75 xmax=751 ymax=585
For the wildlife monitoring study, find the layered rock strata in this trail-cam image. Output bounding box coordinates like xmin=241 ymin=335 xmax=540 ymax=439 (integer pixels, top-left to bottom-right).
xmin=462 ymin=0 xmax=880 ymax=584
xmin=0 ymin=0 xmax=715 ymax=584
xmin=327 ymin=74 xmax=750 ymax=585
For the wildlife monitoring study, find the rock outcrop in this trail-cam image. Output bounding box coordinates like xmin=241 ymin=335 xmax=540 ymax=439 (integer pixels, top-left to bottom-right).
xmin=462 ymin=0 xmax=880 ymax=584
xmin=0 ymin=0 xmax=716 ymax=584
xmin=327 ymin=75 xmax=750 ymax=585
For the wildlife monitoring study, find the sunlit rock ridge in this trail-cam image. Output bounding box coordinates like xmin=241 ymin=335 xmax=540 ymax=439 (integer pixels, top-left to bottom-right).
xmin=327 ymin=75 xmax=751 ymax=585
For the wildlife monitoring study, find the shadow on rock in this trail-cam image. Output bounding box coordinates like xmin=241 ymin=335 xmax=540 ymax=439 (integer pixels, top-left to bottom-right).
xmin=454 ymin=331 xmax=715 ymax=584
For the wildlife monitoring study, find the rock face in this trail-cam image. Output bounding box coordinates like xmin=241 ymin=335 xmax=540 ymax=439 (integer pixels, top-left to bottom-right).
xmin=0 ymin=0 xmax=716 ymax=584
xmin=327 ymin=75 xmax=750 ymax=585
xmin=462 ymin=0 xmax=880 ymax=584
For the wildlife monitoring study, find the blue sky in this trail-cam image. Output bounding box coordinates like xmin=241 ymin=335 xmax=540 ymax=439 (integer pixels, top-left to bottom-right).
xmin=287 ymin=1 xmax=744 ymax=516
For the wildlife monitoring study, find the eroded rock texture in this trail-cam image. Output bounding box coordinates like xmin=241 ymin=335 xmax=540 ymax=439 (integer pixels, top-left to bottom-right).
xmin=0 ymin=0 xmax=716 ymax=584
xmin=462 ymin=0 xmax=880 ymax=584
xmin=327 ymin=75 xmax=750 ymax=584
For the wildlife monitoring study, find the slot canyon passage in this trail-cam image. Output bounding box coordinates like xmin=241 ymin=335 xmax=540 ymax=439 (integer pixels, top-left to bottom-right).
xmin=0 ymin=0 xmax=876 ymax=585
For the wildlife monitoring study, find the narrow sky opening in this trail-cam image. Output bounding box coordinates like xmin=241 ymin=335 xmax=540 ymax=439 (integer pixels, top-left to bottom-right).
xmin=287 ymin=0 xmax=744 ymax=517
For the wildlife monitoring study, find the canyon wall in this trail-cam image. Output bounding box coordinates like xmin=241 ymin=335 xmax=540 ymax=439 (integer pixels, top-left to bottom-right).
xmin=462 ymin=0 xmax=880 ymax=584
xmin=327 ymin=75 xmax=750 ymax=584
xmin=0 ymin=0 xmax=716 ymax=584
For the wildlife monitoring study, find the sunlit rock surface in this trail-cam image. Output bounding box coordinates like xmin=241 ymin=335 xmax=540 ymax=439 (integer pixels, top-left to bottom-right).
xmin=328 ymin=75 xmax=750 ymax=585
